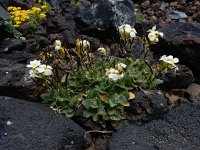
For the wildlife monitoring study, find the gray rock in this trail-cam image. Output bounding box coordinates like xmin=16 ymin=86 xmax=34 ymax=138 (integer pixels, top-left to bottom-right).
xmin=126 ymin=90 xmax=168 ymax=122
xmin=109 ymin=102 xmax=200 ymax=150
xmin=155 ymin=22 xmax=200 ymax=77
xmin=186 ymin=83 xmax=200 ymax=102
xmin=75 ymin=0 xmax=136 ymax=40
xmin=162 ymin=65 xmax=194 ymax=89
xmin=0 ymin=58 xmax=38 ymax=100
xmin=0 ymin=5 xmax=10 ymax=26
xmin=0 ymin=96 xmax=85 ymax=150
xmin=0 ymin=38 xmax=24 ymax=53
xmin=166 ymin=11 xmax=188 ymax=20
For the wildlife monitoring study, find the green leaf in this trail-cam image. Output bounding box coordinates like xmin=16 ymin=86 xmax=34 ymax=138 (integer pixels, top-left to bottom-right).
xmin=4 ymin=22 xmax=22 ymax=38
xmin=90 ymin=98 xmax=100 ymax=109
xmin=83 ymin=110 xmax=92 ymax=118
xmin=153 ymin=79 xmax=163 ymax=85
xmin=92 ymin=113 xmax=99 ymax=122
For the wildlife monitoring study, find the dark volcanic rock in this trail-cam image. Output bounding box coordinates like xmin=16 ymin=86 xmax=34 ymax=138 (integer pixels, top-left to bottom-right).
xmin=125 ymin=90 xmax=168 ymax=122
xmin=0 ymin=5 xmax=10 ymax=26
xmin=75 ymin=0 xmax=136 ymax=40
xmin=0 ymin=38 xmax=24 ymax=53
xmin=162 ymin=65 xmax=194 ymax=89
xmin=0 ymin=96 xmax=85 ymax=150
xmin=0 ymin=0 xmax=32 ymax=9
xmin=156 ymin=22 xmax=200 ymax=75
xmin=0 ymin=58 xmax=39 ymax=100
xmin=109 ymin=102 xmax=200 ymax=150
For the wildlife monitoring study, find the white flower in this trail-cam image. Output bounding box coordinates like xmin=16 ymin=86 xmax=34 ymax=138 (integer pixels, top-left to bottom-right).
xmin=160 ymin=55 xmax=179 ymax=65
xmin=118 ymin=24 xmax=137 ymax=40
xmin=29 ymin=69 xmax=40 ymax=78
xmin=160 ymin=55 xmax=179 ymax=71
xmin=27 ymin=60 xmax=41 ymax=68
xmin=147 ymin=26 xmax=163 ymax=44
xmin=53 ymin=40 xmax=62 ymax=47
xmin=105 ymin=68 xmax=124 ymax=81
xmin=116 ymin=63 xmax=126 ymax=71
xmin=82 ymin=40 xmax=90 ymax=48
xmin=148 ymin=31 xmax=158 ymax=43
xmin=37 ymin=65 xmax=53 ymax=76
xmin=108 ymin=73 xmax=119 ymax=81
xmin=97 ymin=47 xmax=107 ymax=56
xmin=55 ymin=45 xmax=61 ymax=51
xmin=109 ymin=68 xmax=119 ymax=74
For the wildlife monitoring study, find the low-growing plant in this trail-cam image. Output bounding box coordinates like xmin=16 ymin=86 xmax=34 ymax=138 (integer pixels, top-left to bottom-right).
xmin=31 ymin=53 xmax=162 ymax=127
xmin=26 ymin=24 xmax=179 ymax=128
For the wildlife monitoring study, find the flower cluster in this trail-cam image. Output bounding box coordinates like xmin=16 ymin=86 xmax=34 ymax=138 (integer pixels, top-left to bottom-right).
xmin=118 ymin=24 xmax=137 ymax=41
xmin=105 ymin=63 xmax=126 ymax=81
xmin=53 ymin=40 xmax=62 ymax=51
xmin=159 ymin=55 xmax=179 ymax=71
xmin=76 ymin=39 xmax=90 ymax=55
xmin=27 ymin=60 xmax=53 ymax=78
xmin=147 ymin=26 xmax=163 ymax=44
xmin=7 ymin=3 xmax=49 ymax=28
xmin=53 ymin=40 xmax=66 ymax=57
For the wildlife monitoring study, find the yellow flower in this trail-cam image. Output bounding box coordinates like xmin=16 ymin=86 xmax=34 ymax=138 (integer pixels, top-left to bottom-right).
xmin=32 ymin=7 xmax=41 ymax=13
xmin=14 ymin=17 xmax=20 ymax=21
xmin=34 ymin=0 xmax=42 ymax=3
xmin=41 ymin=5 xmax=48 ymax=10
xmin=15 ymin=21 xmax=21 ymax=25
xmin=39 ymin=13 xmax=46 ymax=19
xmin=13 ymin=24 xmax=19 ymax=28
xmin=7 ymin=6 xmax=14 ymax=11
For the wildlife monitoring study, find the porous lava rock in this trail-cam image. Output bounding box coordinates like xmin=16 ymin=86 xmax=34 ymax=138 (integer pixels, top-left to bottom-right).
xmin=0 ymin=96 xmax=85 ymax=150
xmin=75 ymin=0 xmax=136 ymax=40
xmin=109 ymin=102 xmax=200 ymax=150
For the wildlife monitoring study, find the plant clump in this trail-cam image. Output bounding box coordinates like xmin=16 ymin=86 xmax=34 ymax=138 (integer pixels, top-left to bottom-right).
xmin=26 ymin=24 xmax=179 ymax=128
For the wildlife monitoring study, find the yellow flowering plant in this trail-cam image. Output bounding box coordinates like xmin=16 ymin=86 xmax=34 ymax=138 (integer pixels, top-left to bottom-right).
xmin=7 ymin=0 xmax=50 ymax=29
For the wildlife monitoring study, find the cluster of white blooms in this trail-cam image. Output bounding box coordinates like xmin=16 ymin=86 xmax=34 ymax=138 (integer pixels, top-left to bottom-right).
xmin=147 ymin=26 xmax=163 ymax=44
xmin=27 ymin=60 xmax=53 ymax=78
xmin=76 ymin=39 xmax=90 ymax=54
xmin=118 ymin=24 xmax=137 ymax=41
xmin=159 ymin=55 xmax=179 ymax=70
xmin=105 ymin=63 xmax=127 ymax=81
xmin=53 ymin=40 xmax=62 ymax=51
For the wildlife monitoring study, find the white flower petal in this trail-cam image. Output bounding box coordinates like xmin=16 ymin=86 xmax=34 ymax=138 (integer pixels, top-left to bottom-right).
xmin=55 ymin=45 xmax=61 ymax=51
xmin=54 ymin=40 xmax=62 ymax=47
xmin=111 ymin=74 xmax=119 ymax=81
xmin=173 ymin=58 xmax=179 ymax=63
xmin=44 ymin=69 xmax=53 ymax=76
xmin=152 ymin=26 xmax=156 ymax=31
xmin=159 ymin=55 xmax=167 ymax=61
xmin=159 ymin=32 xmax=164 ymax=37
xmin=130 ymin=32 xmax=136 ymax=38
xmin=37 ymin=67 xmax=45 ymax=73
